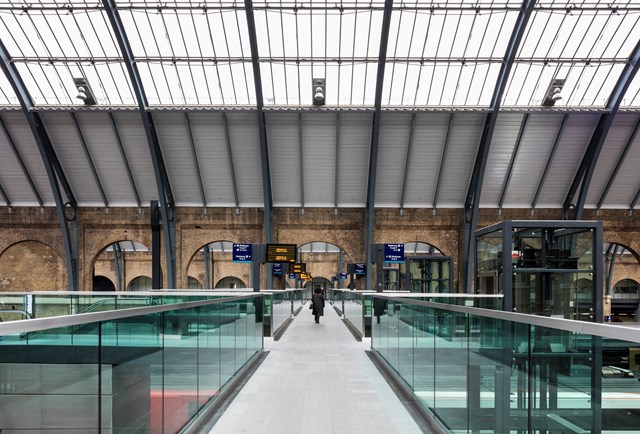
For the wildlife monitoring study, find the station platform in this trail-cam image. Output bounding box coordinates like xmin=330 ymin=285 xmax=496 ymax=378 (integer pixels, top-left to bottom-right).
xmin=204 ymin=302 xmax=427 ymax=434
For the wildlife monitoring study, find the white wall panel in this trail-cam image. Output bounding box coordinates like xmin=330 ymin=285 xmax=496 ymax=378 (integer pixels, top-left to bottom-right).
xmin=438 ymin=113 xmax=485 ymax=207
xmin=504 ymin=113 xmax=565 ymax=207
xmin=154 ymin=112 xmax=202 ymax=206
xmin=1 ymin=113 xmax=54 ymax=205
xmin=188 ymin=112 xmax=236 ymax=206
xmin=74 ymin=112 xmax=139 ymax=206
xmin=0 ymin=114 xmax=39 ymax=205
xmin=266 ymin=113 xmax=302 ymax=207
xmin=111 ymin=112 xmax=158 ymax=205
xmin=536 ymin=113 xmax=599 ymax=208
xmin=403 ymin=112 xmax=451 ymax=208
xmin=226 ymin=112 xmax=263 ymax=207
xmin=587 ymin=114 xmax=639 ymax=208
xmin=481 ymin=113 xmax=525 ymax=207
xmin=375 ymin=112 xmax=412 ymax=207
xmin=301 ymin=113 xmax=336 ymax=207
xmin=338 ymin=112 xmax=371 ymax=207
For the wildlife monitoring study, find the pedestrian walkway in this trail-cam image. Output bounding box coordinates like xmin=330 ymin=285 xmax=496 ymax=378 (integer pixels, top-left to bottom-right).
xmin=206 ymin=302 xmax=426 ymax=434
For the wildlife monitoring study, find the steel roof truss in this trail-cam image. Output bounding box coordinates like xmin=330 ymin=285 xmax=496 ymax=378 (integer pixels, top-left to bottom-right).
xmin=399 ymin=112 xmax=416 ymax=213
xmin=108 ymin=112 xmax=141 ymax=208
xmin=334 ymin=112 xmax=340 ymax=212
xmin=531 ymin=114 xmax=568 ymax=210
xmin=102 ymin=0 xmax=176 ymax=288
xmin=462 ymin=0 xmax=535 ymax=293
xmin=433 ymin=113 xmax=454 ymax=212
xmin=185 ymin=112 xmax=207 ymax=208
xmin=299 ymin=112 xmax=305 ymax=211
xmin=365 ymin=0 xmax=393 ymax=290
xmin=222 ymin=112 xmax=240 ymax=210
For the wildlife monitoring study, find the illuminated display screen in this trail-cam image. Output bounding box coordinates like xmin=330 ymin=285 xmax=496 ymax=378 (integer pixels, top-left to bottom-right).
xmin=292 ymin=262 xmax=306 ymax=273
xmin=266 ymin=244 xmax=297 ymax=263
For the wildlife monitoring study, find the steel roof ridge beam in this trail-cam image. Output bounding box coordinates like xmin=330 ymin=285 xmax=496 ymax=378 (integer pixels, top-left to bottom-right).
xmin=564 ymin=38 xmax=640 ymax=219
xmin=102 ymin=0 xmax=176 ymax=287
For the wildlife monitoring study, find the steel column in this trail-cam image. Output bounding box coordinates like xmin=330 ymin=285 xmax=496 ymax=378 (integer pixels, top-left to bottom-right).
xmin=245 ymin=0 xmax=274 ymax=288
xmin=365 ymin=0 xmax=394 ymax=291
xmin=103 ymin=0 xmax=176 ymax=287
xmin=462 ymin=0 xmax=535 ymax=293
xmin=564 ymin=38 xmax=640 ymax=219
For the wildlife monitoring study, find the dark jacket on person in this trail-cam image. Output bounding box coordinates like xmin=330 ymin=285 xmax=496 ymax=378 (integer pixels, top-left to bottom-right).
xmin=311 ymin=293 xmax=325 ymax=316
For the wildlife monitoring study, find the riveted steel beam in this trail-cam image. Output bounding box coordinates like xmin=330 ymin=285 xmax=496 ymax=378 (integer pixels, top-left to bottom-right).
xmin=0 ymin=39 xmax=79 ymax=290
xmin=103 ymin=0 xmax=176 ymax=287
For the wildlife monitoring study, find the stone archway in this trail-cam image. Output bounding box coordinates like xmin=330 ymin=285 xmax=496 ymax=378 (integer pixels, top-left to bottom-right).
xmin=0 ymin=240 xmax=67 ymax=291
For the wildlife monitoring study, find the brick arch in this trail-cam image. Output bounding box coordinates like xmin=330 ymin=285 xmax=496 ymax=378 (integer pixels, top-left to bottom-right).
xmin=0 ymin=240 xmax=67 ymax=291
xmin=297 ymin=240 xmax=357 ymax=264
xmin=603 ymin=239 xmax=640 ymax=263
xmin=85 ymin=237 xmax=153 ymax=292
xmin=0 ymin=230 xmax=65 ymax=263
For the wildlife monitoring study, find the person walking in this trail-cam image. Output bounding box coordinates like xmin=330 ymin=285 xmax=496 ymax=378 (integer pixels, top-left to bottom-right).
xmin=311 ymin=288 xmax=325 ymax=324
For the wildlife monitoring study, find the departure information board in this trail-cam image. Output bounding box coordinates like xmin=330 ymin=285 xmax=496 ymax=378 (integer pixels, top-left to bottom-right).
xmin=266 ymin=243 xmax=297 ymax=263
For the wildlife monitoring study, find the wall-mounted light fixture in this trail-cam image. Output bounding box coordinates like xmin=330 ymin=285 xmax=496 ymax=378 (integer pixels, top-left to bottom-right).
xmin=312 ymin=78 xmax=325 ymax=106
xmin=74 ymin=77 xmax=96 ymax=105
xmin=542 ymin=78 xmax=565 ymax=107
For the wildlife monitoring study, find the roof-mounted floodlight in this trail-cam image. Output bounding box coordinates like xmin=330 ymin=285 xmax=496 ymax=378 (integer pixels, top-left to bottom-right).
xmin=73 ymin=77 xmax=96 ymax=105
xmin=312 ymin=78 xmax=325 ymax=106
xmin=542 ymin=78 xmax=566 ymax=107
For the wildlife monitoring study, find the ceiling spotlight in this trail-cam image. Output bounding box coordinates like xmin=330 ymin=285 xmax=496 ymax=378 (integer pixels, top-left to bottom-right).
xmin=312 ymin=78 xmax=325 ymax=106
xmin=542 ymin=78 xmax=565 ymax=107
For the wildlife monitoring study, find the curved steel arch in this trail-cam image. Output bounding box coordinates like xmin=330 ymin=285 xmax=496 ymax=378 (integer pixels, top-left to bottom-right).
xmin=365 ymin=0 xmax=394 ymax=292
xmin=0 ymin=39 xmax=79 ymax=290
xmin=462 ymin=0 xmax=536 ymax=293
xmin=564 ymin=38 xmax=640 ymax=219
xmin=102 ymin=0 xmax=176 ymax=288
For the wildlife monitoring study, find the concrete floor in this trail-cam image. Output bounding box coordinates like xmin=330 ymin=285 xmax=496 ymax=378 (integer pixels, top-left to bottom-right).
xmin=207 ymin=302 xmax=426 ymax=434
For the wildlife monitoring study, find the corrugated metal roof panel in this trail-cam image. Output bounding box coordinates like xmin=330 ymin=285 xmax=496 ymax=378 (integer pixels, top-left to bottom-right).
xmin=225 ymin=112 xmax=263 ymax=207
xmin=604 ymin=115 xmax=640 ymax=209
xmin=266 ymin=112 xmax=301 ymax=207
xmin=73 ymin=112 xmax=140 ymax=207
xmin=437 ymin=113 xmax=485 ymax=207
xmin=403 ymin=112 xmax=451 ymax=208
xmin=0 ymin=112 xmax=54 ymax=205
xmin=110 ymin=112 xmax=158 ymax=205
xmin=301 ymin=113 xmax=336 ymax=207
xmin=586 ymin=114 xmax=639 ymax=209
xmin=376 ymin=112 xmax=412 ymax=207
xmin=481 ymin=113 xmax=526 ymax=207
xmin=154 ymin=112 xmax=203 ymax=206
xmin=536 ymin=113 xmax=599 ymax=208
xmin=504 ymin=113 xmax=566 ymax=208
xmin=0 ymin=115 xmax=39 ymax=206
xmin=187 ymin=112 xmax=237 ymax=207
xmin=338 ymin=112 xmax=372 ymax=207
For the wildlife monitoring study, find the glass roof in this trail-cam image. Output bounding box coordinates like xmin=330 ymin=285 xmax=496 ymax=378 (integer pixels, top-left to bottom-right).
xmin=1 ymin=0 xmax=639 ymax=108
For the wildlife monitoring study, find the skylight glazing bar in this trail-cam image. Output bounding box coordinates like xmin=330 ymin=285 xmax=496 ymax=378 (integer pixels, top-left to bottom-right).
xmin=0 ymin=113 xmax=44 ymax=207
xmin=450 ymin=8 xmax=478 ymax=105
xmin=463 ymin=9 xmax=494 ymax=106
xmin=412 ymin=11 xmax=433 ymax=105
xmin=399 ymin=6 xmax=418 ymax=105
xmin=439 ymin=10 xmax=462 ymax=105
xmin=350 ymin=9 xmax=357 ymax=105
xmin=386 ymin=4 xmax=404 ymax=105
xmin=337 ymin=7 xmax=342 ymax=106
xmin=596 ymin=115 xmax=640 ymax=211
xmin=263 ymin=9 xmax=276 ymax=104
xmin=174 ymin=8 xmax=198 ymax=104
xmin=475 ymin=9 xmax=510 ymax=106
xmin=205 ymin=11 xmax=226 ymax=104
xmin=188 ymin=10 xmax=212 ymax=104
xmin=234 ymin=10 xmax=252 ymax=104
xmin=158 ymin=13 xmax=181 ymax=104
xmin=279 ymin=1 xmax=289 ymax=104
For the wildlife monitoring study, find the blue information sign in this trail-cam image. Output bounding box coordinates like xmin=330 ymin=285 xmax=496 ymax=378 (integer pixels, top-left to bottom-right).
xmin=288 ymin=273 xmax=296 ymax=279
xmin=340 ymin=272 xmax=348 ymax=279
xmin=232 ymin=243 xmax=252 ymax=263
xmin=384 ymin=243 xmax=405 ymax=263
xmin=354 ymin=263 xmax=366 ymax=275
xmin=273 ymin=263 xmax=282 ymax=275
